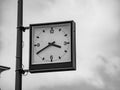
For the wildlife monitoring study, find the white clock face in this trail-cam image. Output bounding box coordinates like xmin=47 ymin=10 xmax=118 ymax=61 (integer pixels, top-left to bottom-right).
xmin=31 ymin=23 xmax=71 ymax=64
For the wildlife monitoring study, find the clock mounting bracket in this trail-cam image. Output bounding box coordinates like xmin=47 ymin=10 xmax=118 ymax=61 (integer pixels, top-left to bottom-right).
xmin=16 ymin=68 xmax=30 ymax=75
xmin=17 ymin=26 xmax=30 ymax=32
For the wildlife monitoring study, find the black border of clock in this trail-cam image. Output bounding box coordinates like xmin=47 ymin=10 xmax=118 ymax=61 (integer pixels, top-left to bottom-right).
xmin=29 ymin=20 xmax=76 ymax=73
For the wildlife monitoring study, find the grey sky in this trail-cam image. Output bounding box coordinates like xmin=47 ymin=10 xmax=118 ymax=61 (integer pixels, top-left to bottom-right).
xmin=0 ymin=0 xmax=120 ymax=90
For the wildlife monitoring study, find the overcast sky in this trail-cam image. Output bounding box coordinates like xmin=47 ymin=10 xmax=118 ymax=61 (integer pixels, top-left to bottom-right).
xmin=0 ymin=0 xmax=120 ymax=90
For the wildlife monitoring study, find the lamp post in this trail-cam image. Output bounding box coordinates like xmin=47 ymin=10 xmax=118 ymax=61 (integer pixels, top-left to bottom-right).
xmin=15 ymin=0 xmax=23 ymax=90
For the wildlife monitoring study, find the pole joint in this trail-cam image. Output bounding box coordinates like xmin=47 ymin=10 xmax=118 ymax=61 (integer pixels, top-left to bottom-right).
xmin=16 ymin=68 xmax=30 ymax=75
xmin=16 ymin=68 xmax=25 ymax=74
xmin=17 ymin=26 xmax=29 ymax=32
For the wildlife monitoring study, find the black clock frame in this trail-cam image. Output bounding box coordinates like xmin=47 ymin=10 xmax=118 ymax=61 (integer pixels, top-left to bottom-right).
xmin=29 ymin=20 xmax=76 ymax=73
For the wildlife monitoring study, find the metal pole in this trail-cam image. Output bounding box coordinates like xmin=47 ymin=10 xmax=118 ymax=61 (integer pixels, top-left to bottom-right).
xmin=15 ymin=0 xmax=23 ymax=90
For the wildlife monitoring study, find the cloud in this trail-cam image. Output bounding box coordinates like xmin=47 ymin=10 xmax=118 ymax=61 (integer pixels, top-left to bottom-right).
xmin=98 ymin=56 xmax=120 ymax=77
xmin=22 ymin=1 xmax=120 ymax=90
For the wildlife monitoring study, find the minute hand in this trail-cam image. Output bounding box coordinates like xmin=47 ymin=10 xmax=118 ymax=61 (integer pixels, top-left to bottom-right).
xmin=36 ymin=41 xmax=55 ymax=54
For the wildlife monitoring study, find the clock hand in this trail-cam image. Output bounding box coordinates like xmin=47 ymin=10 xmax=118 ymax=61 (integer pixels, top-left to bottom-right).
xmin=36 ymin=41 xmax=55 ymax=54
xmin=36 ymin=44 xmax=50 ymax=54
xmin=51 ymin=43 xmax=61 ymax=48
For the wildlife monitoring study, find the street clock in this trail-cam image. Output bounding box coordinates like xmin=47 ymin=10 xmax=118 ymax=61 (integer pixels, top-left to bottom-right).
xmin=29 ymin=20 xmax=76 ymax=73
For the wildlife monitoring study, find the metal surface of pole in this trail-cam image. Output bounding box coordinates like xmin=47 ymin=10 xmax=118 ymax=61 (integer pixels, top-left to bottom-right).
xmin=15 ymin=0 xmax=23 ymax=90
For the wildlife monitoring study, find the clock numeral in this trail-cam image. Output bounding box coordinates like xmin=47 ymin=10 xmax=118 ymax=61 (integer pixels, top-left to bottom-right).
xmin=64 ymin=41 xmax=70 ymax=45
xmin=34 ymin=43 xmax=40 ymax=47
xmin=50 ymin=55 xmax=53 ymax=62
xmin=50 ymin=27 xmax=54 ymax=34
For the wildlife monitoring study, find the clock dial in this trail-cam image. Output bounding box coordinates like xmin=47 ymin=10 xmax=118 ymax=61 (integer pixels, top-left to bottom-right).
xmin=29 ymin=21 xmax=76 ymax=73
xmin=32 ymin=24 xmax=71 ymax=64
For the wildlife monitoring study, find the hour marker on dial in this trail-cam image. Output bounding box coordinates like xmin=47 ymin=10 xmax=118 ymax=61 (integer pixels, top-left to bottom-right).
xmin=50 ymin=55 xmax=53 ymax=62
xmin=42 ymin=57 xmax=45 ymax=60
xmin=50 ymin=27 xmax=54 ymax=34
xmin=36 ymin=36 xmax=39 ymax=38
xmin=34 ymin=43 xmax=40 ymax=47
xmin=59 ymin=56 xmax=61 ymax=59
xmin=59 ymin=28 xmax=62 ymax=31
xmin=64 ymin=34 xmax=67 ymax=36
xmin=64 ymin=41 xmax=70 ymax=45
xmin=43 ymin=30 xmax=45 ymax=32
xmin=64 ymin=50 xmax=67 ymax=53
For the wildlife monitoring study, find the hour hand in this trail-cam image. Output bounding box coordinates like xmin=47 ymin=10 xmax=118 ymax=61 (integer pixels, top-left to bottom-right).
xmin=49 ymin=43 xmax=61 ymax=48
